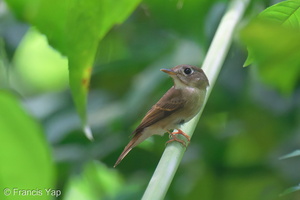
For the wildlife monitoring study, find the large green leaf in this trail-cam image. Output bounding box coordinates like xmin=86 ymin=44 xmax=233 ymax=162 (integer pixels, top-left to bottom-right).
xmin=241 ymin=22 xmax=300 ymax=94
xmin=0 ymin=90 xmax=54 ymax=200
xmin=5 ymin=0 xmax=141 ymax=139
xmin=241 ymin=0 xmax=300 ymax=94
xmin=258 ymin=0 xmax=300 ymax=28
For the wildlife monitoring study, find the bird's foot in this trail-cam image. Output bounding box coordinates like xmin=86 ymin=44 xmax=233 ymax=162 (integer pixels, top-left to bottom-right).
xmin=166 ymin=129 xmax=190 ymax=147
xmin=172 ymin=129 xmax=190 ymax=141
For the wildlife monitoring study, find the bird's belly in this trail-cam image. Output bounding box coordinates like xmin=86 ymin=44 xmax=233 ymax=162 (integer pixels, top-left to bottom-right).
xmin=143 ymin=125 xmax=167 ymax=137
xmin=151 ymin=108 xmax=198 ymax=135
xmin=144 ymin=108 xmax=199 ymax=137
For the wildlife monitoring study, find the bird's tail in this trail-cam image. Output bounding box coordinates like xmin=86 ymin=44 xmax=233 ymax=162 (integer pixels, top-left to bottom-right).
xmin=114 ymin=133 xmax=145 ymax=167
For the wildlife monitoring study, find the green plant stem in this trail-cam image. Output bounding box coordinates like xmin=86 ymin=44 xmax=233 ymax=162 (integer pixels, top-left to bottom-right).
xmin=142 ymin=0 xmax=250 ymax=199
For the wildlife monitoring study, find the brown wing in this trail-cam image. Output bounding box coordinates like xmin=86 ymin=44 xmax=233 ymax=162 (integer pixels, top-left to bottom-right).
xmin=132 ymin=87 xmax=186 ymax=136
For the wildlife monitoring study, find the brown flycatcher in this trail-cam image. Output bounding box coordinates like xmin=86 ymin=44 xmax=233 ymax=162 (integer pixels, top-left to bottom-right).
xmin=114 ymin=64 xmax=209 ymax=167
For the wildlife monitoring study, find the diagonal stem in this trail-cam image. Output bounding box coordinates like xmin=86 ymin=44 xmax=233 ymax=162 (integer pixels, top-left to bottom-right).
xmin=142 ymin=0 xmax=250 ymax=199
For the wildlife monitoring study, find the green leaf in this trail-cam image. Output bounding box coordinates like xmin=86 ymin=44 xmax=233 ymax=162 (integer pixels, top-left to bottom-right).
xmin=258 ymin=0 xmax=300 ymax=28
xmin=243 ymin=47 xmax=254 ymax=67
xmin=244 ymin=0 xmax=300 ymax=67
xmin=5 ymin=0 xmax=141 ymax=139
xmin=13 ymin=28 xmax=68 ymax=92
xmin=0 ymin=90 xmax=54 ymax=200
xmin=280 ymin=150 xmax=300 ymax=160
xmin=241 ymin=0 xmax=300 ymax=94
xmin=241 ymin=21 xmax=300 ymax=94
xmin=280 ymin=183 xmax=300 ymax=196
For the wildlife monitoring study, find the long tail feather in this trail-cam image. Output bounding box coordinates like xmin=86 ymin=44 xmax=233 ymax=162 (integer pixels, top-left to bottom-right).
xmin=114 ymin=134 xmax=143 ymax=167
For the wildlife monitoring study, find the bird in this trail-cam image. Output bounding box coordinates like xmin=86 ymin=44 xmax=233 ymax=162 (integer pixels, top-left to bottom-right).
xmin=114 ymin=64 xmax=209 ymax=167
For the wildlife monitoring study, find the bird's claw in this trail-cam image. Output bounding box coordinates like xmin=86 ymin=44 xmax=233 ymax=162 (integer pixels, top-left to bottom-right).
xmin=172 ymin=129 xmax=190 ymax=141
xmin=166 ymin=129 xmax=190 ymax=147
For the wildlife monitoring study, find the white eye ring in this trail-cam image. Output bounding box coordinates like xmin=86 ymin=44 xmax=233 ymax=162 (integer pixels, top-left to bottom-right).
xmin=183 ymin=67 xmax=193 ymax=75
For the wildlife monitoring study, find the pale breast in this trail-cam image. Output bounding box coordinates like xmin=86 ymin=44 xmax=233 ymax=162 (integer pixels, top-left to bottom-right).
xmin=180 ymin=87 xmax=206 ymax=122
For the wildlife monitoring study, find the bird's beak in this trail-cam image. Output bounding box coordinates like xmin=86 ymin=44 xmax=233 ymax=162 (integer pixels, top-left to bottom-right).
xmin=160 ymin=68 xmax=176 ymax=75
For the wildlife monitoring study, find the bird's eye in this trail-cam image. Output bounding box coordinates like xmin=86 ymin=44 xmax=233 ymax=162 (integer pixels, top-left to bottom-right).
xmin=183 ymin=67 xmax=193 ymax=75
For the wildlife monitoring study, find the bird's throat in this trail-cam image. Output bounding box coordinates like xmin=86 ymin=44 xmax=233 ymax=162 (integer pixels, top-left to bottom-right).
xmin=173 ymin=78 xmax=188 ymax=89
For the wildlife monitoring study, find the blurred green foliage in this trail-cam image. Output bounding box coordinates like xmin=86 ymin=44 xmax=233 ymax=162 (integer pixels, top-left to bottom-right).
xmin=241 ymin=0 xmax=300 ymax=94
xmin=0 ymin=91 xmax=54 ymax=200
xmin=0 ymin=0 xmax=300 ymax=200
xmin=13 ymin=28 xmax=68 ymax=93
